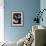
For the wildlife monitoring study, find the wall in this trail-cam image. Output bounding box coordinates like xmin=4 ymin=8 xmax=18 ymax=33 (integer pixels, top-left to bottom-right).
xmin=4 ymin=0 xmax=40 ymax=42
xmin=40 ymin=0 xmax=46 ymax=27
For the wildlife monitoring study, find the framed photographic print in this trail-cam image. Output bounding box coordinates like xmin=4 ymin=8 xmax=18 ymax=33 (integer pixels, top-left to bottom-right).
xmin=12 ymin=11 xmax=23 ymax=26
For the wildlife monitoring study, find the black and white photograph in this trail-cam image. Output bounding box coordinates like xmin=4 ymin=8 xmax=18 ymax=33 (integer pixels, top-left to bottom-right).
xmin=12 ymin=12 xmax=23 ymax=26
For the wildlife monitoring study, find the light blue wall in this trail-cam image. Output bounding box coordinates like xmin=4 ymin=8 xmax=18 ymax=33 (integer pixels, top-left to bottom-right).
xmin=40 ymin=0 xmax=46 ymax=27
xmin=4 ymin=0 xmax=40 ymax=42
